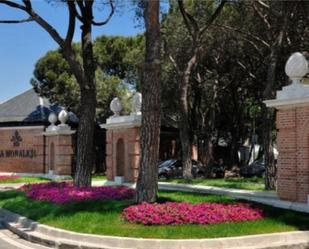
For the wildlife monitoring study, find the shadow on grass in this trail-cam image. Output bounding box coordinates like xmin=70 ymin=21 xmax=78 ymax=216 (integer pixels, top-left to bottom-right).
xmin=0 ymin=190 xmax=133 ymax=222
xmin=236 ymin=199 xmax=309 ymax=231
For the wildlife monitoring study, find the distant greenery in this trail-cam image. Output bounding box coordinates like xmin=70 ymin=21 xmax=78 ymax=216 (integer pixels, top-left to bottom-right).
xmin=161 ymin=177 xmax=266 ymax=191
xmin=0 ymin=190 xmax=308 ymax=238
xmin=0 ymin=176 xmax=50 ymax=184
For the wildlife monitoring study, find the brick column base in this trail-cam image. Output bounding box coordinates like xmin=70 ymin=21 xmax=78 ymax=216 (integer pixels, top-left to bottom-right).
xmin=44 ymin=132 xmax=75 ymax=176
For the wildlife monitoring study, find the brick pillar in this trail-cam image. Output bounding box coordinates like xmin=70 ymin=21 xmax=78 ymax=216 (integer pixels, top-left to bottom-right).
xmin=105 ymin=127 xmax=140 ymax=183
xmin=296 ymin=107 xmax=309 ymax=202
xmin=44 ymin=131 xmax=75 ymax=176
xmin=276 ymin=105 xmax=309 ymax=203
xmin=102 ymin=115 xmax=141 ymax=183
xmin=264 ymin=52 xmax=309 ymax=204
xmin=276 ymin=109 xmax=297 ymax=201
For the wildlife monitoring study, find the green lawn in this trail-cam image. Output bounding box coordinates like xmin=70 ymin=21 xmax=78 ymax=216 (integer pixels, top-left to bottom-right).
xmin=0 ymin=190 xmax=307 ymax=239
xmin=161 ymin=177 xmax=266 ymax=191
xmin=0 ymin=174 xmax=106 ymax=184
xmin=0 ymin=176 xmax=50 ymax=184
xmin=91 ymin=175 xmax=107 ymax=181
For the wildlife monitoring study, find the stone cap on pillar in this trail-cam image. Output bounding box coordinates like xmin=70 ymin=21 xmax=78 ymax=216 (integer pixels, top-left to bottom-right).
xmin=100 ymin=114 xmax=141 ymax=130
xmin=264 ymin=52 xmax=309 ymax=109
xmin=43 ymin=130 xmax=76 ymax=136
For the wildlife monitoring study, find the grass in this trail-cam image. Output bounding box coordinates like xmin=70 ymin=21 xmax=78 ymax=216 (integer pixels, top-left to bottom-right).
xmin=161 ymin=177 xmax=266 ymax=191
xmin=91 ymin=175 xmax=107 ymax=181
xmin=0 ymin=176 xmax=50 ymax=184
xmin=0 ymin=174 xmax=106 ymax=184
xmin=0 ymin=189 xmax=308 ymax=239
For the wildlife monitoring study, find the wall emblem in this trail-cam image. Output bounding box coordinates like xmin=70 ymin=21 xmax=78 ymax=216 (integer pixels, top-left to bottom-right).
xmin=11 ymin=131 xmax=22 ymax=147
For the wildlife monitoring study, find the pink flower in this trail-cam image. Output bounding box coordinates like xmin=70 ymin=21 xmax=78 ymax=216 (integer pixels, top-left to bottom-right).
xmin=20 ymin=182 xmax=135 ymax=204
xmin=122 ymin=202 xmax=263 ymax=225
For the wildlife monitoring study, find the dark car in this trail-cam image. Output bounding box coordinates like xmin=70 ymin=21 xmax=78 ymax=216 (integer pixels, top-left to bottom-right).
xmin=240 ymin=160 xmax=265 ymax=177
xmin=158 ymin=159 xmax=206 ymax=179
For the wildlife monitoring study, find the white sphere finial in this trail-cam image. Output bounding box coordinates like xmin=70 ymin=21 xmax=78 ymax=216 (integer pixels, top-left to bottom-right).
xmin=46 ymin=112 xmax=58 ymax=132
xmin=48 ymin=112 xmax=57 ymax=125
xmin=285 ymin=52 xmax=308 ymax=83
xmin=131 ymin=92 xmax=142 ymax=115
xmin=57 ymin=109 xmax=71 ymax=131
xmin=110 ymin=97 xmax=123 ymax=117
xmin=58 ymin=109 xmax=69 ymax=125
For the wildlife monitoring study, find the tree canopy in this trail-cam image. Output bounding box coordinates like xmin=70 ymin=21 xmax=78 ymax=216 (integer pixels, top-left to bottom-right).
xmin=31 ymin=35 xmax=144 ymax=122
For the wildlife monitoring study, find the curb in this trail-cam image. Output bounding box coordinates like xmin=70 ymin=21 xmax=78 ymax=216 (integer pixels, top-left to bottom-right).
xmin=1 ymin=208 xmax=309 ymax=249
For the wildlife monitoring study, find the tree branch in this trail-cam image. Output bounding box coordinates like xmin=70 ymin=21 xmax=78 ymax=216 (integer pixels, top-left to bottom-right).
xmin=177 ymin=0 xmax=198 ymax=41
xmin=0 ymin=0 xmax=27 ymax=11
xmin=199 ymin=0 xmax=226 ymax=35
xmin=0 ymin=17 xmax=33 ymax=23
xmin=216 ymin=24 xmax=270 ymax=48
xmin=252 ymin=3 xmax=271 ymax=30
xmin=0 ymin=0 xmax=65 ymax=47
xmin=22 ymin=0 xmax=32 ymax=10
xmin=168 ymin=54 xmax=181 ymax=76
xmin=76 ymin=0 xmax=86 ymax=22
xmin=92 ymin=0 xmax=115 ymax=26
xmin=65 ymin=1 xmax=77 ymax=46
xmin=255 ymin=0 xmax=281 ymax=18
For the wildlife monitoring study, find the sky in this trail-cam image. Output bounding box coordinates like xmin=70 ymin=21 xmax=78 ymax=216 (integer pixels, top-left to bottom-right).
xmin=0 ymin=1 xmax=142 ymax=103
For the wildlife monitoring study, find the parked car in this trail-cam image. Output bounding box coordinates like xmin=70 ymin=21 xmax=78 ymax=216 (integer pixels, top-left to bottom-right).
xmin=158 ymin=159 xmax=206 ymax=179
xmin=240 ymin=160 xmax=265 ymax=177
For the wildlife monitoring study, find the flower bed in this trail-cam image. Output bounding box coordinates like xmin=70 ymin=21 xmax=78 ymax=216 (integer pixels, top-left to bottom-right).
xmin=0 ymin=175 xmax=20 ymax=181
xmin=20 ymin=182 xmax=135 ymax=204
xmin=123 ymin=202 xmax=263 ymax=225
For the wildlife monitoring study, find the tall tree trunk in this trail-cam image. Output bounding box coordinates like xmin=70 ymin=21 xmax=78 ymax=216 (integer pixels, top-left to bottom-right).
xmin=262 ymin=106 xmax=276 ymax=190
xmin=262 ymin=2 xmax=290 ymax=190
xmin=180 ymin=73 xmax=193 ymax=180
xmin=74 ymin=18 xmax=96 ymax=187
xmin=136 ymin=0 xmax=161 ymax=204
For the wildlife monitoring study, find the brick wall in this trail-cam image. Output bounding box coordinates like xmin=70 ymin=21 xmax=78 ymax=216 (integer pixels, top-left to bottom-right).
xmin=0 ymin=126 xmax=45 ymax=173
xmin=276 ymin=106 xmax=309 ymax=203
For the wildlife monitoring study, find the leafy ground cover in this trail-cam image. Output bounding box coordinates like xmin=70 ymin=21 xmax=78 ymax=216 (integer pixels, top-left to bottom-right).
xmin=0 ymin=175 xmax=50 ymax=184
xmin=161 ymin=177 xmax=266 ymax=191
xmin=0 ymin=188 xmax=308 ymax=239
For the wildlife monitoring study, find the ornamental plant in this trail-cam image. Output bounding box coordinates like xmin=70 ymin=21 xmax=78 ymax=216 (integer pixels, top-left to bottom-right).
xmin=122 ymin=202 xmax=263 ymax=225
xmin=20 ymin=182 xmax=135 ymax=204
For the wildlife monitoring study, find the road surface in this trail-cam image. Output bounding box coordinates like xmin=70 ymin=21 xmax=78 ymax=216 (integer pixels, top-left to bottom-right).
xmin=0 ymin=225 xmax=49 ymax=249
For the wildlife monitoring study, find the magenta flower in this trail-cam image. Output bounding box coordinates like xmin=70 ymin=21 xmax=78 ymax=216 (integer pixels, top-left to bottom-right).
xmin=122 ymin=202 xmax=263 ymax=225
xmin=20 ymin=182 xmax=135 ymax=204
